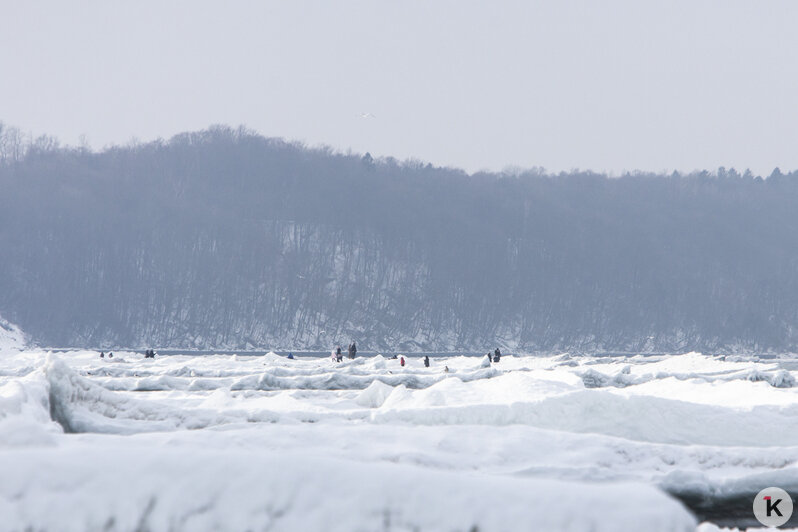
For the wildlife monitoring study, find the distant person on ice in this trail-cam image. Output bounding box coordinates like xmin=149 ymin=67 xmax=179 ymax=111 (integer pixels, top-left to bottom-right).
xmin=400 ymin=356 xmax=405 ymax=367
xmin=348 ymin=342 xmax=357 ymax=359
xmin=100 ymin=351 xmax=105 ymax=358
xmin=493 ymin=348 xmax=501 ymax=363
xmin=424 ymin=355 xmax=430 ymax=367
xmin=336 ymin=346 xmax=343 ymax=363
xmin=287 ymin=352 xmax=294 ymax=359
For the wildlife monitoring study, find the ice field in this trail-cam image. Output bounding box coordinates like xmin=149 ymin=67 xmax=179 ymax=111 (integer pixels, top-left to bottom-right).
xmin=2 ymin=343 xmax=798 ymax=531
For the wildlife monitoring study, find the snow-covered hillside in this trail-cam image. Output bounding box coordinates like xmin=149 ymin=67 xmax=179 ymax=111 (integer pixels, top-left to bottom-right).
xmin=1 ymin=350 xmax=797 ymax=530
xmin=7 ymin=136 xmax=798 ymax=353
xmin=0 ymin=317 xmax=26 ymax=352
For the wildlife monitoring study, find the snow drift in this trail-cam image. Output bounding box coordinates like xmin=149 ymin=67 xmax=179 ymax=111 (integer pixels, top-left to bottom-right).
xmin=0 ymin=446 xmax=696 ymax=532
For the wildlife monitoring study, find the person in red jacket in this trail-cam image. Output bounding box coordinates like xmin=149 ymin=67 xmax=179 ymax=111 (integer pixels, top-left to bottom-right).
xmin=400 ymin=356 xmax=405 ymax=367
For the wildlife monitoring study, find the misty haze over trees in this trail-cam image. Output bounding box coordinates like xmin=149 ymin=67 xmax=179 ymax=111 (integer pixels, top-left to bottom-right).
xmin=1 ymin=122 xmax=797 ymax=352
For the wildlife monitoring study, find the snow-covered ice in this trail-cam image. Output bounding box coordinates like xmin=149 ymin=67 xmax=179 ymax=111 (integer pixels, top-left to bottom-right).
xmin=2 ymin=349 xmax=798 ymax=530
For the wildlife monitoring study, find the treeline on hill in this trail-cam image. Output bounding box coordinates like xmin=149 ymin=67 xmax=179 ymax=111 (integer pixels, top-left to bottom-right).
xmin=1 ymin=122 xmax=798 ymax=352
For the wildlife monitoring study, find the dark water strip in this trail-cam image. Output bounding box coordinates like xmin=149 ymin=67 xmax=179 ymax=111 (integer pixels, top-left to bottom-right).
xmin=669 ymin=490 xmax=798 ymax=528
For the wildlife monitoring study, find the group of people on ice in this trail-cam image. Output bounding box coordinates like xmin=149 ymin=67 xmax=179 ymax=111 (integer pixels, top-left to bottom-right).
xmin=99 ymin=349 xmax=157 ymax=359
xmin=328 ymin=346 xmax=502 ymax=366
xmin=489 ymin=348 xmax=501 ymax=363
xmin=331 ymin=342 xmax=358 ymax=362
xmin=389 ymin=354 xmax=430 ymax=367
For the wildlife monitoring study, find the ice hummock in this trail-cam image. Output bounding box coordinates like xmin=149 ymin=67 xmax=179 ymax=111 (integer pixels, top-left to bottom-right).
xmin=1 ymin=348 xmax=798 ymax=530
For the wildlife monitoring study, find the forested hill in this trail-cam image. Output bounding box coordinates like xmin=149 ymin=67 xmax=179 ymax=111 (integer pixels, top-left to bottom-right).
xmin=2 ymin=124 xmax=798 ymax=352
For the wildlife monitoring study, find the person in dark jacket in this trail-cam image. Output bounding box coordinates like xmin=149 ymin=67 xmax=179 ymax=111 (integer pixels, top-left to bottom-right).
xmin=493 ymin=348 xmax=501 ymax=363
xmin=349 ymin=342 xmax=357 ymax=359
xmin=423 ymin=355 xmax=430 ymax=367
xmin=336 ymin=346 xmax=343 ymax=363
xmin=100 ymin=351 xmax=105 ymax=358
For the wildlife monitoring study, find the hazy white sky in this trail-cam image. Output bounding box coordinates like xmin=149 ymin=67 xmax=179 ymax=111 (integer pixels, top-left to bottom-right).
xmin=2 ymin=1 xmax=797 ymax=175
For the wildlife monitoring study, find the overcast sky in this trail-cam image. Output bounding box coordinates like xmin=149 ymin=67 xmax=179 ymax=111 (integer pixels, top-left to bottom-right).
xmin=2 ymin=1 xmax=797 ymax=175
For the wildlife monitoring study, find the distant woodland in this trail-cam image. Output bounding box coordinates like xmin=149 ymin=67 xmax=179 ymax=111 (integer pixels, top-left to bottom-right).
xmin=2 ymin=123 xmax=797 ymax=352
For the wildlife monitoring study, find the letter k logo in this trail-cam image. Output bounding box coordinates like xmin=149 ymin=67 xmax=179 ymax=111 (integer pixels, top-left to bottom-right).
xmin=765 ymin=496 xmax=783 ymax=517
xmin=754 ymin=487 xmax=792 ymax=527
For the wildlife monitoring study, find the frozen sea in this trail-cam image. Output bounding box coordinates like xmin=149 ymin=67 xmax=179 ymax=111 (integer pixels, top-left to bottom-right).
xmin=2 ymin=346 xmax=798 ymax=531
